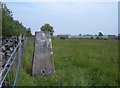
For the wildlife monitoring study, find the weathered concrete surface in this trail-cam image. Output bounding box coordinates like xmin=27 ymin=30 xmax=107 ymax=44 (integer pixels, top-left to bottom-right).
xmin=32 ymin=31 xmax=55 ymax=76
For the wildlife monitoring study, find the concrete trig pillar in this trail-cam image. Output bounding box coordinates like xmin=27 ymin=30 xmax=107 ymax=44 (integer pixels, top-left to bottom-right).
xmin=32 ymin=31 xmax=55 ymax=76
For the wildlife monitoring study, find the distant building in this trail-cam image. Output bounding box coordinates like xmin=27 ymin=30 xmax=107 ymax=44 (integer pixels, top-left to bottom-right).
xmin=108 ymin=35 xmax=115 ymax=39
xmin=57 ymin=34 xmax=71 ymax=39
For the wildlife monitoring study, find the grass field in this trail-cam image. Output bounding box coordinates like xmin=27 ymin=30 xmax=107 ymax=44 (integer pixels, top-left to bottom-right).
xmin=18 ymin=39 xmax=118 ymax=86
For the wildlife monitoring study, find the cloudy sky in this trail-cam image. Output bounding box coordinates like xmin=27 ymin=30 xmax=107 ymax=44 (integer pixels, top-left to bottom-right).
xmin=4 ymin=1 xmax=118 ymax=35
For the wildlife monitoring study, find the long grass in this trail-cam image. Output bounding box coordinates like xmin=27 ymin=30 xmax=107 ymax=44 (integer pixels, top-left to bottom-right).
xmin=18 ymin=39 xmax=118 ymax=86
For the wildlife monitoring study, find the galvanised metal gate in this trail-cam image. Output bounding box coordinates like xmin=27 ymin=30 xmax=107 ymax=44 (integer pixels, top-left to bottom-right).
xmin=0 ymin=38 xmax=27 ymax=88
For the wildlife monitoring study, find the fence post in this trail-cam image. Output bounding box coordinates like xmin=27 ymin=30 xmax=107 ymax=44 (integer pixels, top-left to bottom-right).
xmin=13 ymin=34 xmax=22 ymax=87
xmin=0 ymin=40 xmax=3 ymax=86
xmin=22 ymin=35 xmax=26 ymax=52
xmin=0 ymin=2 xmax=2 ymax=84
xmin=0 ymin=51 xmax=2 ymax=86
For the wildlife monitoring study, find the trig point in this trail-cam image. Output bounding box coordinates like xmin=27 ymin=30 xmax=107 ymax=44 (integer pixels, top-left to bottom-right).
xmin=32 ymin=31 xmax=55 ymax=76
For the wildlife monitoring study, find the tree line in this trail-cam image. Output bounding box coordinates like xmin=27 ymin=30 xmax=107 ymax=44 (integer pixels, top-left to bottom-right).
xmin=1 ymin=3 xmax=32 ymax=37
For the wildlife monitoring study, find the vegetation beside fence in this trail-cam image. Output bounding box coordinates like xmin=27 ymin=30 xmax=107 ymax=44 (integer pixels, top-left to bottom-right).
xmin=19 ymin=39 xmax=118 ymax=86
xmin=2 ymin=3 xmax=32 ymax=37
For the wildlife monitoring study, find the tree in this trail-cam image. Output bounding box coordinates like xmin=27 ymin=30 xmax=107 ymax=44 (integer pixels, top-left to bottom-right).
xmin=40 ymin=24 xmax=54 ymax=36
xmin=98 ymin=32 xmax=103 ymax=36
xmin=91 ymin=36 xmax=93 ymax=39
xmin=96 ymin=36 xmax=99 ymax=39
xmin=2 ymin=3 xmax=32 ymax=37
xmin=118 ymin=34 xmax=120 ymax=39
xmin=26 ymin=28 xmax=32 ymax=37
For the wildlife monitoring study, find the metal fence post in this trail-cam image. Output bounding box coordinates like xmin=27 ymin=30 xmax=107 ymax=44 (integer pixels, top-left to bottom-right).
xmin=13 ymin=34 xmax=22 ymax=87
xmin=0 ymin=50 xmax=3 ymax=87
xmin=0 ymin=2 xmax=2 ymax=85
xmin=23 ymin=38 xmax=27 ymax=52
xmin=0 ymin=67 xmax=2 ymax=88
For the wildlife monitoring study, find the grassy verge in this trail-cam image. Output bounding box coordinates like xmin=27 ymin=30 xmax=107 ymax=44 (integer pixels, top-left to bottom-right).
xmin=19 ymin=39 xmax=118 ymax=86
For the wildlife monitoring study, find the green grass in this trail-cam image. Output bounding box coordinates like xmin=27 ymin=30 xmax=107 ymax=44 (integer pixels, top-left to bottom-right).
xmin=18 ymin=39 xmax=118 ymax=86
xmin=71 ymin=35 xmax=109 ymax=39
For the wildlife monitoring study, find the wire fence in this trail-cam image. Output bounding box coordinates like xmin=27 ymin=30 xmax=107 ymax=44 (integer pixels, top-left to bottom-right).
xmin=0 ymin=38 xmax=27 ymax=88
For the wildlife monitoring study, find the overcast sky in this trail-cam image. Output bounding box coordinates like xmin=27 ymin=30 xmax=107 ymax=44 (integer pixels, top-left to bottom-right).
xmin=4 ymin=1 xmax=118 ymax=35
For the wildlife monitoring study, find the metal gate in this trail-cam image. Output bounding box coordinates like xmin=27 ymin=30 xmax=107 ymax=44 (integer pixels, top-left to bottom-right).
xmin=0 ymin=38 xmax=27 ymax=88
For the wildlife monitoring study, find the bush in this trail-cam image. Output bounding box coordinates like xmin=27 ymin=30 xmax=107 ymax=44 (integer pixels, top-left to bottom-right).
xmin=60 ymin=37 xmax=65 ymax=39
xmin=91 ymin=36 xmax=93 ymax=39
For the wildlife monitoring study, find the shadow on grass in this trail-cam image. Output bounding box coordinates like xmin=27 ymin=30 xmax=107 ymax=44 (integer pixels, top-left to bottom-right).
xmin=22 ymin=39 xmax=34 ymax=76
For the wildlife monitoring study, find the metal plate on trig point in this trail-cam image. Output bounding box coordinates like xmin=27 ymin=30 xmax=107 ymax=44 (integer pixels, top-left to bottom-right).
xmin=32 ymin=31 xmax=55 ymax=76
